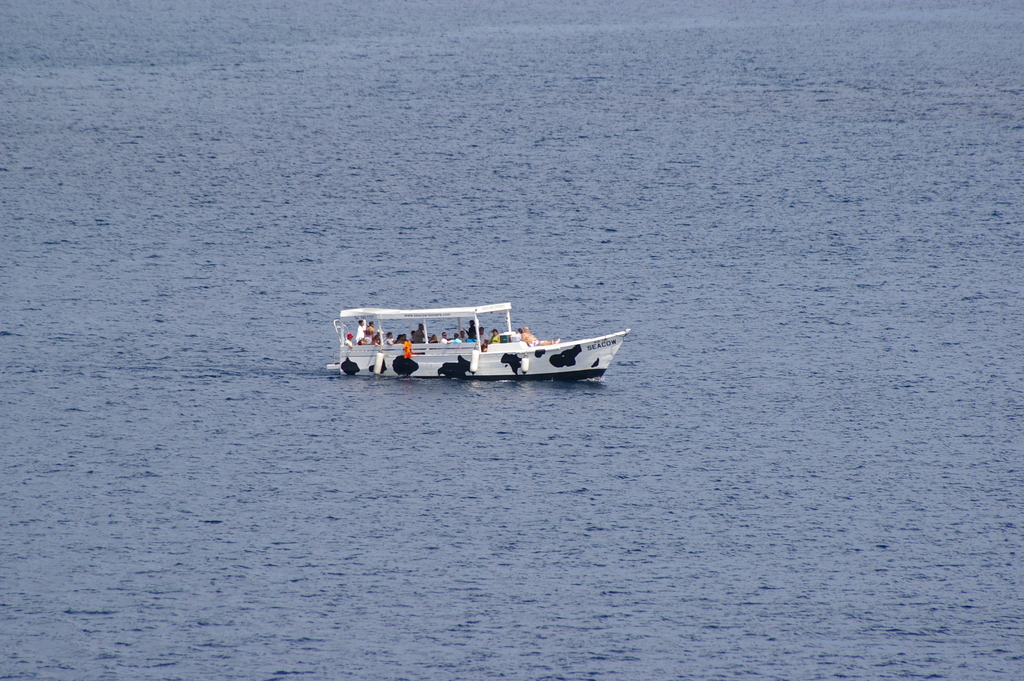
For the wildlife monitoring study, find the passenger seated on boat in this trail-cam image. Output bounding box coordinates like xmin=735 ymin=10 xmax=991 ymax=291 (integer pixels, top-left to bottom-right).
xmin=439 ymin=332 xmax=449 ymax=344
xmin=372 ymin=332 xmax=383 ymax=345
xmin=428 ymin=334 xmax=439 ymax=343
xmin=395 ymin=333 xmax=408 ymax=343
xmin=411 ymin=324 xmax=426 ymax=343
xmin=490 ymin=329 xmax=501 ymax=343
xmin=345 ymin=333 xmax=354 ymax=348
xmin=364 ymin=322 xmax=376 ymax=341
xmin=450 ymin=333 xmax=463 ymax=344
xmin=384 ymin=332 xmax=395 ymax=345
xmin=521 ymin=326 xmax=560 ymax=347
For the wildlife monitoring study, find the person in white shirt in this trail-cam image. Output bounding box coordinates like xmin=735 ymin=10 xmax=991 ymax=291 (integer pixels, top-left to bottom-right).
xmin=354 ymin=320 xmax=366 ymax=344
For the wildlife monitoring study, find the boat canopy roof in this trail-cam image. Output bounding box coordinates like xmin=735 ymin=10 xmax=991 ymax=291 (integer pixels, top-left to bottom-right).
xmin=338 ymin=303 xmax=512 ymax=320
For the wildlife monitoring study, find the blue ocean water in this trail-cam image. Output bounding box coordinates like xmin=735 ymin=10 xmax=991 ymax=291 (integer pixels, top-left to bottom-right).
xmin=2 ymin=1 xmax=1022 ymax=679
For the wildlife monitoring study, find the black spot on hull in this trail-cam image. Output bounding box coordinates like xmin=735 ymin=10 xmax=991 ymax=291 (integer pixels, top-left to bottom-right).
xmin=501 ymin=353 xmax=522 ymax=375
xmin=341 ymin=358 xmax=360 ymax=375
xmin=437 ymin=355 xmax=472 ymax=378
xmin=591 ymin=358 xmax=600 ymax=368
xmin=392 ymin=356 xmax=419 ymax=376
xmin=534 ymin=349 xmax=546 ymax=358
xmin=549 ymin=344 xmax=583 ymax=368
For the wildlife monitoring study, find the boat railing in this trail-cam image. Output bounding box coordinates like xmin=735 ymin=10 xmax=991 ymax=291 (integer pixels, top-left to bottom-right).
xmin=344 ymin=342 xmax=498 ymax=355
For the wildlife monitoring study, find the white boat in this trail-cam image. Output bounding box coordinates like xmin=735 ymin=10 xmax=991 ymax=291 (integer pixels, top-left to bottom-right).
xmin=327 ymin=303 xmax=629 ymax=380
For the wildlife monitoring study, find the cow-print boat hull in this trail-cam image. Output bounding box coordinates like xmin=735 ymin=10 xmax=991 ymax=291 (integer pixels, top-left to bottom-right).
xmin=328 ymin=330 xmax=629 ymax=381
